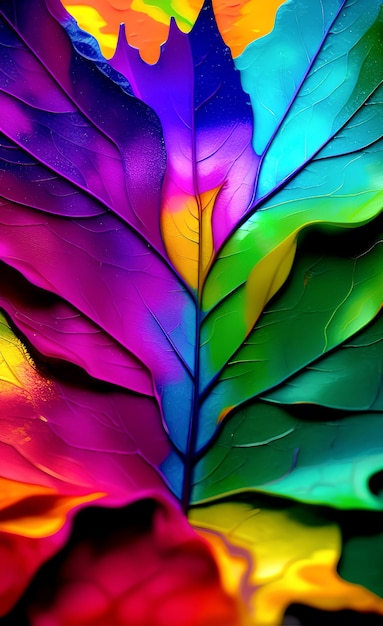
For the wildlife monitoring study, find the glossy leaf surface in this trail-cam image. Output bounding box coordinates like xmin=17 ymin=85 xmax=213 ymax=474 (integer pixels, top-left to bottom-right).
xmin=0 ymin=0 xmax=383 ymax=624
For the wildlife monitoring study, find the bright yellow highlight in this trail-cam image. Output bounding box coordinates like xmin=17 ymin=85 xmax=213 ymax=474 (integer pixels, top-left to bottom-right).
xmin=245 ymin=231 xmax=297 ymax=332
xmin=190 ymin=501 xmax=383 ymax=625
xmin=65 ymin=5 xmax=118 ymax=58
xmin=62 ymin=0 xmax=288 ymax=62
xmin=161 ymin=186 xmax=220 ymax=292
xmin=0 ymin=477 xmax=105 ymax=538
xmin=0 ymin=312 xmax=44 ymax=396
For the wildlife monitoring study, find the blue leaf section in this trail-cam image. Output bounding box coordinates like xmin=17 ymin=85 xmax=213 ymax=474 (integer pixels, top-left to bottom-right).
xmin=63 ymin=12 xmax=134 ymax=96
xmin=188 ymin=0 xmax=253 ymax=144
xmin=235 ymin=0 xmax=382 ymax=199
xmin=235 ymin=0 xmax=344 ymax=157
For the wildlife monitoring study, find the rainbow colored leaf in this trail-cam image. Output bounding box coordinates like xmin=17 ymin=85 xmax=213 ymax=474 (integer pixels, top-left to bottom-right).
xmin=0 ymin=0 xmax=383 ymax=624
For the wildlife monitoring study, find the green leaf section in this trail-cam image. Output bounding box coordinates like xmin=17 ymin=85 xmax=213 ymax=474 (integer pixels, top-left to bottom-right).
xmin=262 ymin=312 xmax=383 ymax=410
xmin=197 ymin=220 xmax=383 ymax=448
xmin=194 ymin=222 xmax=383 ymax=509
xmin=338 ymin=510 xmax=383 ymax=599
xmin=200 ymin=71 xmax=383 ymax=397
xmin=192 ymin=401 xmax=383 ymax=510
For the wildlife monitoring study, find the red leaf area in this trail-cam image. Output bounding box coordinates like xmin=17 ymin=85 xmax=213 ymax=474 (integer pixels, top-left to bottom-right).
xmin=28 ymin=499 xmax=243 ymax=626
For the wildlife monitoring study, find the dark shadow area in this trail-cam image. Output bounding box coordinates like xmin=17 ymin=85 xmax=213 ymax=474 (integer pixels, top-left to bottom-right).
xmin=284 ymin=604 xmax=383 ymax=626
xmin=297 ymin=211 xmax=383 ymax=260
xmin=369 ymin=470 xmax=383 ymax=499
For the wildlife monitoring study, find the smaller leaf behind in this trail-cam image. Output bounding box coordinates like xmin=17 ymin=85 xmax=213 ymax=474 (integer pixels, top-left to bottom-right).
xmin=27 ymin=497 xmax=243 ymax=626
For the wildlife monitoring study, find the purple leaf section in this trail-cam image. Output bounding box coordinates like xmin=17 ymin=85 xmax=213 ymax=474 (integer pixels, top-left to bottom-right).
xmin=0 ymin=0 xmax=197 ymax=454
xmin=111 ymin=5 xmax=259 ymax=252
xmin=0 ymin=264 xmax=153 ymax=396
xmin=0 ymin=0 xmax=166 ymax=253
xmin=0 ymin=198 xmax=195 ymax=450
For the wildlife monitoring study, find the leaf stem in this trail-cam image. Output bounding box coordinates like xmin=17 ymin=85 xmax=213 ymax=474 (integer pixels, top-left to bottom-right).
xmin=181 ymin=73 xmax=203 ymax=511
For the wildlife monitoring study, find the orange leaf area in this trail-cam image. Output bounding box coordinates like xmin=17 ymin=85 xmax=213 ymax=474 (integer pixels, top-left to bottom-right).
xmin=213 ymin=0 xmax=287 ymax=57
xmin=61 ymin=0 xmax=201 ymax=62
xmin=190 ymin=501 xmax=383 ymax=625
xmin=0 ymin=477 xmax=105 ymax=538
xmin=0 ymin=477 xmax=104 ymax=616
xmin=62 ymin=0 xmax=288 ymax=62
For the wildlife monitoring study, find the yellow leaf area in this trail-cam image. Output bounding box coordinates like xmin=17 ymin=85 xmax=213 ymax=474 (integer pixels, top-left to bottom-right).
xmin=161 ymin=186 xmax=219 ymax=292
xmin=61 ymin=0 xmax=288 ymax=63
xmin=244 ymin=231 xmax=297 ymax=333
xmin=0 ymin=312 xmax=47 ymax=400
xmin=162 ymin=188 xmax=296 ymax=299
xmin=189 ymin=501 xmax=383 ymax=626
xmin=0 ymin=314 xmax=105 ymax=538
